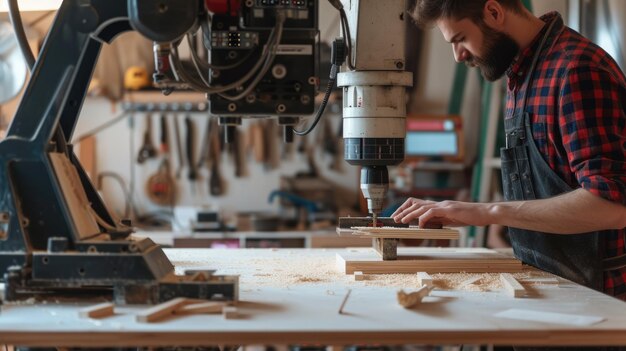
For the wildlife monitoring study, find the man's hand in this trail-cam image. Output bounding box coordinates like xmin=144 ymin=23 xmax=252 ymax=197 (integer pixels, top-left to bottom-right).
xmin=391 ymin=190 xmax=626 ymax=234
xmin=391 ymin=198 xmax=495 ymax=228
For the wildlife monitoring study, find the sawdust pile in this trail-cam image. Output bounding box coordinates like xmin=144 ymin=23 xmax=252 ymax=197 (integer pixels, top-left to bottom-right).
xmin=167 ymin=249 xmax=555 ymax=291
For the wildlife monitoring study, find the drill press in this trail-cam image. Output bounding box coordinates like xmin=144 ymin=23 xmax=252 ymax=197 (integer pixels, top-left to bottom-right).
xmin=337 ymin=0 xmax=413 ymax=226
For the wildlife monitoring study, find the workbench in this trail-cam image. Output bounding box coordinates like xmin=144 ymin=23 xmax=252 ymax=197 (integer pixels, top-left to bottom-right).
xmin=2 ymin=248 xmax=626 ymax=348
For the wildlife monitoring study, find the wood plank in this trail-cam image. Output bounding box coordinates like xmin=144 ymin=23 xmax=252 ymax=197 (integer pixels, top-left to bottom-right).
xmin=350 ymin=226 xmax=459 ymax=240
xmin=136 ymin=298 xmax=192 ymax=323
xmin=337 ymin=248 xmax=523 ymax=274
xmin=416 ymin=272 xmax=433 ymax=287
xmin=78 ymin=302 xmax=114 ymax=319
xmin=501 ymin=273 xmax=526 ymax=297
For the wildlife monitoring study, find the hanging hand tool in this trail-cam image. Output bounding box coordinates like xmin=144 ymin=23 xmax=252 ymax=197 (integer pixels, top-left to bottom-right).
xmin=209 ymin=119 xmax=224 ymax=196
xmin=146 ymin=114 xmax=176 ymax=206
xmin=137 ymin=113 xmax=157 ymax=164
xmin=196 ymin=118 xmax=212 ymax=170
xmin=231 ymin=128 xmax=244 ymax=178
xmin=185 ymin=116 xmax=199 ymax=193
xmin=173 ymin=114 xmax=185 ymax=179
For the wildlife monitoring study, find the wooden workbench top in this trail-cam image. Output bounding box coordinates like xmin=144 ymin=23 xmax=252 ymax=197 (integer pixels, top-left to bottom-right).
xmin=1 ymin=248 xmax=626 ymax=347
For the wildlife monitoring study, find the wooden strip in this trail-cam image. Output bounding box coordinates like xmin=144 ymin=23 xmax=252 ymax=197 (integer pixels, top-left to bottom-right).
xmin=78 ymin=302 xmax=115 ymax=319
xmin=351 ymin=226 xmax=459 ymax=240
xmin=416 ymin=272 xmax=433 ymax=287
xmin=136 ymin=298 xmax=191 ymax=323
xmin=501 ymin=273 xmax=525 ymax=297
xmin=175 ymin=302 xmax=225 ymax=315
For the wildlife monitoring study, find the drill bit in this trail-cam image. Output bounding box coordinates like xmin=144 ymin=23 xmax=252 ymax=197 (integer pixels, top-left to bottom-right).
xmin=372 ymin=212 xmax=377 ymax=227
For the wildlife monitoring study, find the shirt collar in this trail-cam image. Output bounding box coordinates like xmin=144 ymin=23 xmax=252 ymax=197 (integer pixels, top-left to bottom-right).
xmin=506 ymin=12 xmax=564 ymax=89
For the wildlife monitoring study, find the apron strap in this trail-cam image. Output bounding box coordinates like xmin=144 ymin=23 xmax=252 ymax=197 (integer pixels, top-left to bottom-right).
xmin=520 ymin=17 xmax=559 ymax=108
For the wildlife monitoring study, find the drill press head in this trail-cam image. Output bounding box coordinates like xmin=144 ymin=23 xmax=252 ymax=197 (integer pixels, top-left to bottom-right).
xmin=336 ymin=0 xmax=413 ymax=219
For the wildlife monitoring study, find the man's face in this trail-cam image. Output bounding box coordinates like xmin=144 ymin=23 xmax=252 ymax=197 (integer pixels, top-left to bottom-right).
xmin=437 ymin=17 xmax=519 ymax=81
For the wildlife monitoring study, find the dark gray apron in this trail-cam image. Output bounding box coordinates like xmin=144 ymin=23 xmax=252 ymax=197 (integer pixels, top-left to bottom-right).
xmin=501 ymin=18 xmax=626 ymax=292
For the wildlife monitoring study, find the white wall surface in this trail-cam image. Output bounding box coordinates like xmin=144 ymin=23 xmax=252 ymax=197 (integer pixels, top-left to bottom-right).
xmin=73 ymin=1 xmax=354 ymax=219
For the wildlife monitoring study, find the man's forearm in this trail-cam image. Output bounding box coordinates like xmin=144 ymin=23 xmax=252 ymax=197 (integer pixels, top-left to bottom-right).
xmin=490 ymin=188 xmax=626 ymax=234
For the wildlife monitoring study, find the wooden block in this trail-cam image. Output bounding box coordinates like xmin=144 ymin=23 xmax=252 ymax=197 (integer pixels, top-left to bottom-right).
xmin=175 ymin=301 xmax=225 ymax=315
xmin=500 ymin=273 xmax=525 ymax=297
xmin=222 ymin=306 xmax=238 ymax=319
xmin=354 ymin=271 xmax=366 ymax=281
xmin=336 ymin=248 xmax=523 ymax=274
xmin=78 ymin=302 xmax=115 ymax=319
xmin=417 ymin=272 xmax=433 ymax=287
xmin=136 ymin=297 xmax=191 ymax=323
xmin=397 ymin=285 xmax=433 ymax=308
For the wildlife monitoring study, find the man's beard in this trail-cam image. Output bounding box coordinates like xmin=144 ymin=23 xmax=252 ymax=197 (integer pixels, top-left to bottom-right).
xmin=468 ymin=25 xmax=519 ymax=81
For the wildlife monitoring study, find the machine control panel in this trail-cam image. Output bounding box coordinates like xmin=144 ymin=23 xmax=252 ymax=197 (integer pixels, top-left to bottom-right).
xmin=210 ymin=31 xmax=259 ymax=49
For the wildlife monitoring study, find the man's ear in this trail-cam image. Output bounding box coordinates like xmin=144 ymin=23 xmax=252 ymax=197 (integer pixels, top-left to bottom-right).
xmin=483 ymin=0 xmax=506 ymax=28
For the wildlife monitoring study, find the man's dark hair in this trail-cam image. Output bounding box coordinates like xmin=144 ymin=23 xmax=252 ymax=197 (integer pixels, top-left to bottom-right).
xmin=410 ymin=0 xmax=525 ymax=28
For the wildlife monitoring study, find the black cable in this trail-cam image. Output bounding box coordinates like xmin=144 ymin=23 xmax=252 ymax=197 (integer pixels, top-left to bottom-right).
xmin=293 ymin=65 xmax=337 ymax=136
xmin=7 ymin=0 xmax=36 ymax=70
xmin=294 ymin=35 xmax=346 ymax=136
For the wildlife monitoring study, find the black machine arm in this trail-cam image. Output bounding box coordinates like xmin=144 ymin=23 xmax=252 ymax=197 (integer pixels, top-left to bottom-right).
xmin=0 ymin=0 xmax=238 ymax=304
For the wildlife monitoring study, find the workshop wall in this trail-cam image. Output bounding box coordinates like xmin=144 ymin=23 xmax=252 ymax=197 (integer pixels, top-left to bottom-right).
xmin=73 ymin=0 xmax=357 ymax=222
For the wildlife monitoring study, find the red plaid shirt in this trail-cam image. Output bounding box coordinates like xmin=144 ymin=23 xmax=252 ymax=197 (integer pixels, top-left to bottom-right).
xmin=505 ymin=12 xmax=626 ymax=299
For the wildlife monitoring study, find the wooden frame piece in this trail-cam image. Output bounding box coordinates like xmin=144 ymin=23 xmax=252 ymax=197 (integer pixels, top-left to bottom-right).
xmin=351 ymin=226 xmax=459 ymax=240
xmin=501 ymin=273 xmax=525 ymax=297
xmin=136 ymin=298 xmax=194 ymax=323
xmin=337 ymin=248 xmax=523 ymax=274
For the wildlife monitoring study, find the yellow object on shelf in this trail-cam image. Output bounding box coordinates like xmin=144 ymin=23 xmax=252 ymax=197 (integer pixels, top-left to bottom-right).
xmin=124 ymin=66 xmax=151 ymax=91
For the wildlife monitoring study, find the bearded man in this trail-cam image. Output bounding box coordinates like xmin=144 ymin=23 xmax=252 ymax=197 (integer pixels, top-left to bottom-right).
xmin=393 ymin=0 xmax=626 ymax=301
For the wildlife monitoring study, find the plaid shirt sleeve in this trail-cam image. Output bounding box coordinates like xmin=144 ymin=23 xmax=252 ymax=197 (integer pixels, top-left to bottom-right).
xmin=558 ymin=64 xmax=626 ymax=205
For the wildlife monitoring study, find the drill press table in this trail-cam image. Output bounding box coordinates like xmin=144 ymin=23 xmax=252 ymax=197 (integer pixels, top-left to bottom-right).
xmin=1 ymin=248 xmax=626 ymax=348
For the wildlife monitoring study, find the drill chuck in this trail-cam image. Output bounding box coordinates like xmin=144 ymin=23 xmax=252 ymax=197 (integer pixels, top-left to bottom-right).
xmin=360 ymin=166 xmax=389 ymax=215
